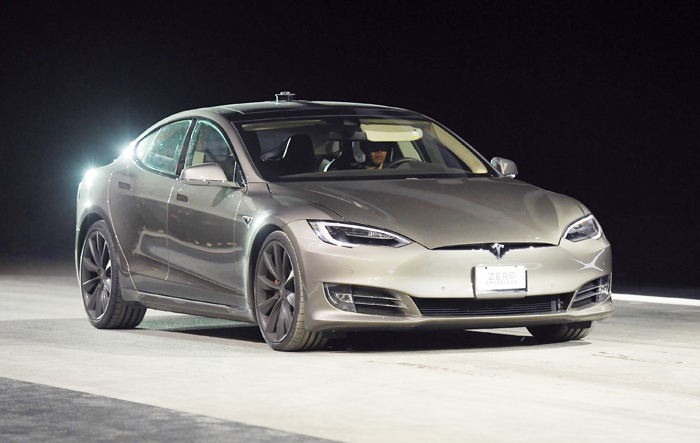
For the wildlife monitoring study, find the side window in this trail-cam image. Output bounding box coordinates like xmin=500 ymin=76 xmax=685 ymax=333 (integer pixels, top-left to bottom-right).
xmin=185 ymin=120 xmax=238 ymax=181
xmin=140 ymin=120 xmax=192 ymax=175
xmin=135 ymin=132 xmax=157 ymax=162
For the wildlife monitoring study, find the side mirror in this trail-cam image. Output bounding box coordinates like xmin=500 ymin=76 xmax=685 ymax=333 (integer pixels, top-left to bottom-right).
xmin=490 ymin=157 xmax=518 ymax=178
xmin=180 ymin=163 xmax=243 ymax=188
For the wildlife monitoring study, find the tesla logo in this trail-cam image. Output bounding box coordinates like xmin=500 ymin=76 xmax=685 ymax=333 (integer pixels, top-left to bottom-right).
xmin=490 ymin=243 xmax=505 ymax=260
xmin=571 ymin=250 xmax=605 ymax=271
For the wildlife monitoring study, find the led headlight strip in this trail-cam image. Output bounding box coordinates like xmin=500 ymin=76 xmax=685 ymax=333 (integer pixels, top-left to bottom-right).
xmin=308 ymin=221 xmax=412 ymax=248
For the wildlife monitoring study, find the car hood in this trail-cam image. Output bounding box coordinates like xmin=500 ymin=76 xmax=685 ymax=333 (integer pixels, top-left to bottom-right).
xmin=268 ymin=178 xmax=585 ymax=249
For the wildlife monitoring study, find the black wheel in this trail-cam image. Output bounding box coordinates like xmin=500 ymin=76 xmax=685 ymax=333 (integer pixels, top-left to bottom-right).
xmin=527 ymin=322 xmax=593 ymax=343
xmin=254 ymin=231 xmax=326 ymax=351
xmin=80 ymin=220 xmax=146 ymax=329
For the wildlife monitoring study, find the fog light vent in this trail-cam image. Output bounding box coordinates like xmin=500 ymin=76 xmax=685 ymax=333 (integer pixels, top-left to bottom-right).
xmin=572 ymin=274 xmax=611 ymax=308
xmin=324 ymin=284 xmax=356 ymax=312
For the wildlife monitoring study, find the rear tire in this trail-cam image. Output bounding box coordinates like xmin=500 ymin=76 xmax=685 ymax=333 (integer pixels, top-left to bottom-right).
xmin=527 ymin=322 xmax=593 ymax=343
xmin=254 ymin=231 xmax=326 ymax=351
xmin=79 ymin=221 xmax=146 ymax=329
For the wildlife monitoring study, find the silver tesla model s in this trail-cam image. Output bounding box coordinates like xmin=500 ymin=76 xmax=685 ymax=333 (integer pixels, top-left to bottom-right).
xmin=75 ymin=92 xmax=614 ymax=351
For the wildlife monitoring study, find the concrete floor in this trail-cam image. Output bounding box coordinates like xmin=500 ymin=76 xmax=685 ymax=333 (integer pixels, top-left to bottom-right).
xmin=1 ymin=260 xmax=699 ymax=442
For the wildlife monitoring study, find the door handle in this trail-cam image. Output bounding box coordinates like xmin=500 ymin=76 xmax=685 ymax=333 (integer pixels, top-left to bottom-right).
xmin=176 ymin=194 xmax=189 ymax=203
xmin=118 ymin=181 xmax=131 ymax=190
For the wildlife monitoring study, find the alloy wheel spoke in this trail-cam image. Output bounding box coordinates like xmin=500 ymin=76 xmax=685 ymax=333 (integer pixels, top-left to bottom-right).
xmin=276 ymin=306 xmax=286 ymax=337
xmin=82 ymin=256 xmax=100 ymax=273
xmin=282 ymin=253 xmax=291 ymax=283
xmin=92 ymin=286 xmax=102 ymax=314
xmin=95 ymin=235 xmax=103 ymax=264
xmin=258 ymin=295 xmax=279 ymax=315
xmin=82 ymin=276 xmax=100 ymax=290
xmin=88 ymin=237 xmax=99 ymax=267
xmin=283 ymin=269 xmax=294 ymax=291
xmin=280 ymin=301 xmax=293 ymax=331
xmin=86 ymin=286 xmax=98 ymax=310
xmin=273 ymin=244 xmax=284 ymax=280
xmin=101 ymin=288 xmax=109 ymax=312
xmin=265 ymin=300 xmax=282 ymax=334
xmin=95 ymin=290 xmax=104 ymax=316
xmin=103 ymin=278 xmax=112 ymax=294
xmin=263 ymin=251 xmax=280 ymax=281
xmin=99 ymin=236 xmax=108 ymax=268
xmin=286 ymin=292 xmax=296 ymax=308
xmin=257 ymin=275 xmax=279 ymax=290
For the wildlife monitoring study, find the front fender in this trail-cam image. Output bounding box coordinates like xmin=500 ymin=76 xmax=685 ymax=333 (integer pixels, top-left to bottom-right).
xmin=234 ymin=183 xmax=343 ymax=313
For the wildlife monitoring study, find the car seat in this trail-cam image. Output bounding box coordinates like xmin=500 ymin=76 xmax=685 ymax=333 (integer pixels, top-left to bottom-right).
xmin=274 ymin=134 xmax=317 ymax=177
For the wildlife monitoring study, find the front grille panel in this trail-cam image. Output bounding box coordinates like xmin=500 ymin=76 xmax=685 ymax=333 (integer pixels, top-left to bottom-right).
xmin=413 ymin=294 xmax=566 ymax=317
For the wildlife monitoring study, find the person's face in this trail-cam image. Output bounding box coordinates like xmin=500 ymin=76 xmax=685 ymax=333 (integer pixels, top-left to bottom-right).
xmin=371 ymin=149 xmax=387 ymax=165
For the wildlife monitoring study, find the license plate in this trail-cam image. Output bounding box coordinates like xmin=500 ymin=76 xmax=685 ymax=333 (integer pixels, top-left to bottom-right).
xmin=474 ymin=265 xmax=527 ymax=296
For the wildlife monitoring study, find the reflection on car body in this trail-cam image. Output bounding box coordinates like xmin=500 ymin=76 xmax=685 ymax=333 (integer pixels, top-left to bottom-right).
xmin=75 ymin=92 xmax=613 ymax=351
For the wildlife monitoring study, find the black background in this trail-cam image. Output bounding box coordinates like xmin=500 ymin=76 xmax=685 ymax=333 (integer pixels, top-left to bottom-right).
xmin=1 ymin=1 xmax=698 ymax=292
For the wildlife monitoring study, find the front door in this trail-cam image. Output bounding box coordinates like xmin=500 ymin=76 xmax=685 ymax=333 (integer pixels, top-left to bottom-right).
xmin=165 ymin=120 xmax=246 ymax=307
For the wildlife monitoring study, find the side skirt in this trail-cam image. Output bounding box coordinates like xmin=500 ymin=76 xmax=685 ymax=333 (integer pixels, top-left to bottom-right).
xmin=121 ymin=288 xmax=256 ymax=323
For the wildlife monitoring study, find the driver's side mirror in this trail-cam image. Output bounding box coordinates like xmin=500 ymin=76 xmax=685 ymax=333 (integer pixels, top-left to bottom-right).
xmin=180 ymin=163 xmax=243 ymax=188
xmin=491 ymin=157 xmax=518 ymax=178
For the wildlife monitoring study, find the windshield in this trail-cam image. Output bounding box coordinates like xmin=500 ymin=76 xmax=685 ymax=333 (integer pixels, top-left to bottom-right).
xmin=234 ymin=117 xmax=495 ymax=181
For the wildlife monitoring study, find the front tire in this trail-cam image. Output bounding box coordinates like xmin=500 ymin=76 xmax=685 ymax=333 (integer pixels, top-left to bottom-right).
xmin=254 ymin=231 xmax=326 ymax=351
xmin=527 ymin=322 xmax=593 ymax=343
xmin=79 ymin=220 xmax=146 ymax=329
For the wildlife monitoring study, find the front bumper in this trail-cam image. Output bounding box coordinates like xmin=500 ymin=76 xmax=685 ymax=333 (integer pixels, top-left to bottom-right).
xmin=284 ymin=220 xmax=614 ymax=333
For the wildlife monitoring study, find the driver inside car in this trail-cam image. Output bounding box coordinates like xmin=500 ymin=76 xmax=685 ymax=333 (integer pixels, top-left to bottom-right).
xmin=363 ymin=142 xmax=393 ymax=169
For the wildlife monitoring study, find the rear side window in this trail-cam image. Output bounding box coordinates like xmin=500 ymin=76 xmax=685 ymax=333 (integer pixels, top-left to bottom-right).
xmin=137 ymin=120 xmax=192 ymax=175
xmin=135 ymin=132 xmax=157 ymax=161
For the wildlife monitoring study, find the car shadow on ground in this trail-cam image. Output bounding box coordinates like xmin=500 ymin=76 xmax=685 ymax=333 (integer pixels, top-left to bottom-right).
xmin=326 ymin=329 xmax=589 ymax=353
xmin=180 ymin=325 xmax=267 ymax=343
xmin=138 ymin=316 xmax=589 ymax=352
xmin=137 ymin=317 xmax=267 ymax=343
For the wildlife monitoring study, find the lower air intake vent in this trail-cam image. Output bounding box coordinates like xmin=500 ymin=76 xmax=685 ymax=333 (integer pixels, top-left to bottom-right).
xmin=323 ymin=284 xmax=409 ymax=316
xmin=352 ymin=286 xmax=408 ymax=316
xmin=413 ymin=294 xmax=566 ymax=317
xmin=571 ymin=275 xmax=611 ymax=309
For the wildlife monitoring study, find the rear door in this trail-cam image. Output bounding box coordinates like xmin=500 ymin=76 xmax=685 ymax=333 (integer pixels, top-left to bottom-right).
xmin=165 ymin=119 xmax=247 ymax=307
xmin=108 ymin=120 xmax=192 ymax=294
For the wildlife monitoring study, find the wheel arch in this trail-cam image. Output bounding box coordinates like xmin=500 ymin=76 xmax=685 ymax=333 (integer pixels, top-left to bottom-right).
xmin=75 ymin=209 xmax=108 ymax=278
xmin=75 ymin=206 xmax=125 ymax=284
xmin=246 ymin=223 xmax=284 ymax=316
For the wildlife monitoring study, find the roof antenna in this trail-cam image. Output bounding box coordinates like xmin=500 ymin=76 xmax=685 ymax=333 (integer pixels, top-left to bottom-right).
xmin=275 ymin=91 xmax=296 ymax=103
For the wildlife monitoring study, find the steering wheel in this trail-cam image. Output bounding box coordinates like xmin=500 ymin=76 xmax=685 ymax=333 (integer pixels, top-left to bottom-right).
xmin=384 ymin=158 xmax=421 ymax=169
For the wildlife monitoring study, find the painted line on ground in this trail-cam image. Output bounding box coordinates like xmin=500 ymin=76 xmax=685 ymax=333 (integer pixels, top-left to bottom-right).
xmin=613 ymin=293 xmax=700 ymax=307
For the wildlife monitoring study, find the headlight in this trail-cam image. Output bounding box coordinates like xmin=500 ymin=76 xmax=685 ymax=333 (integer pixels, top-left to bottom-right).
xmin=563 ymin=214 xmax=602 ymax=242
xmin=308 ymin=221 xmax=412 ymax=248
xmin=83 ymin=169 xmax=97 ymax=188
